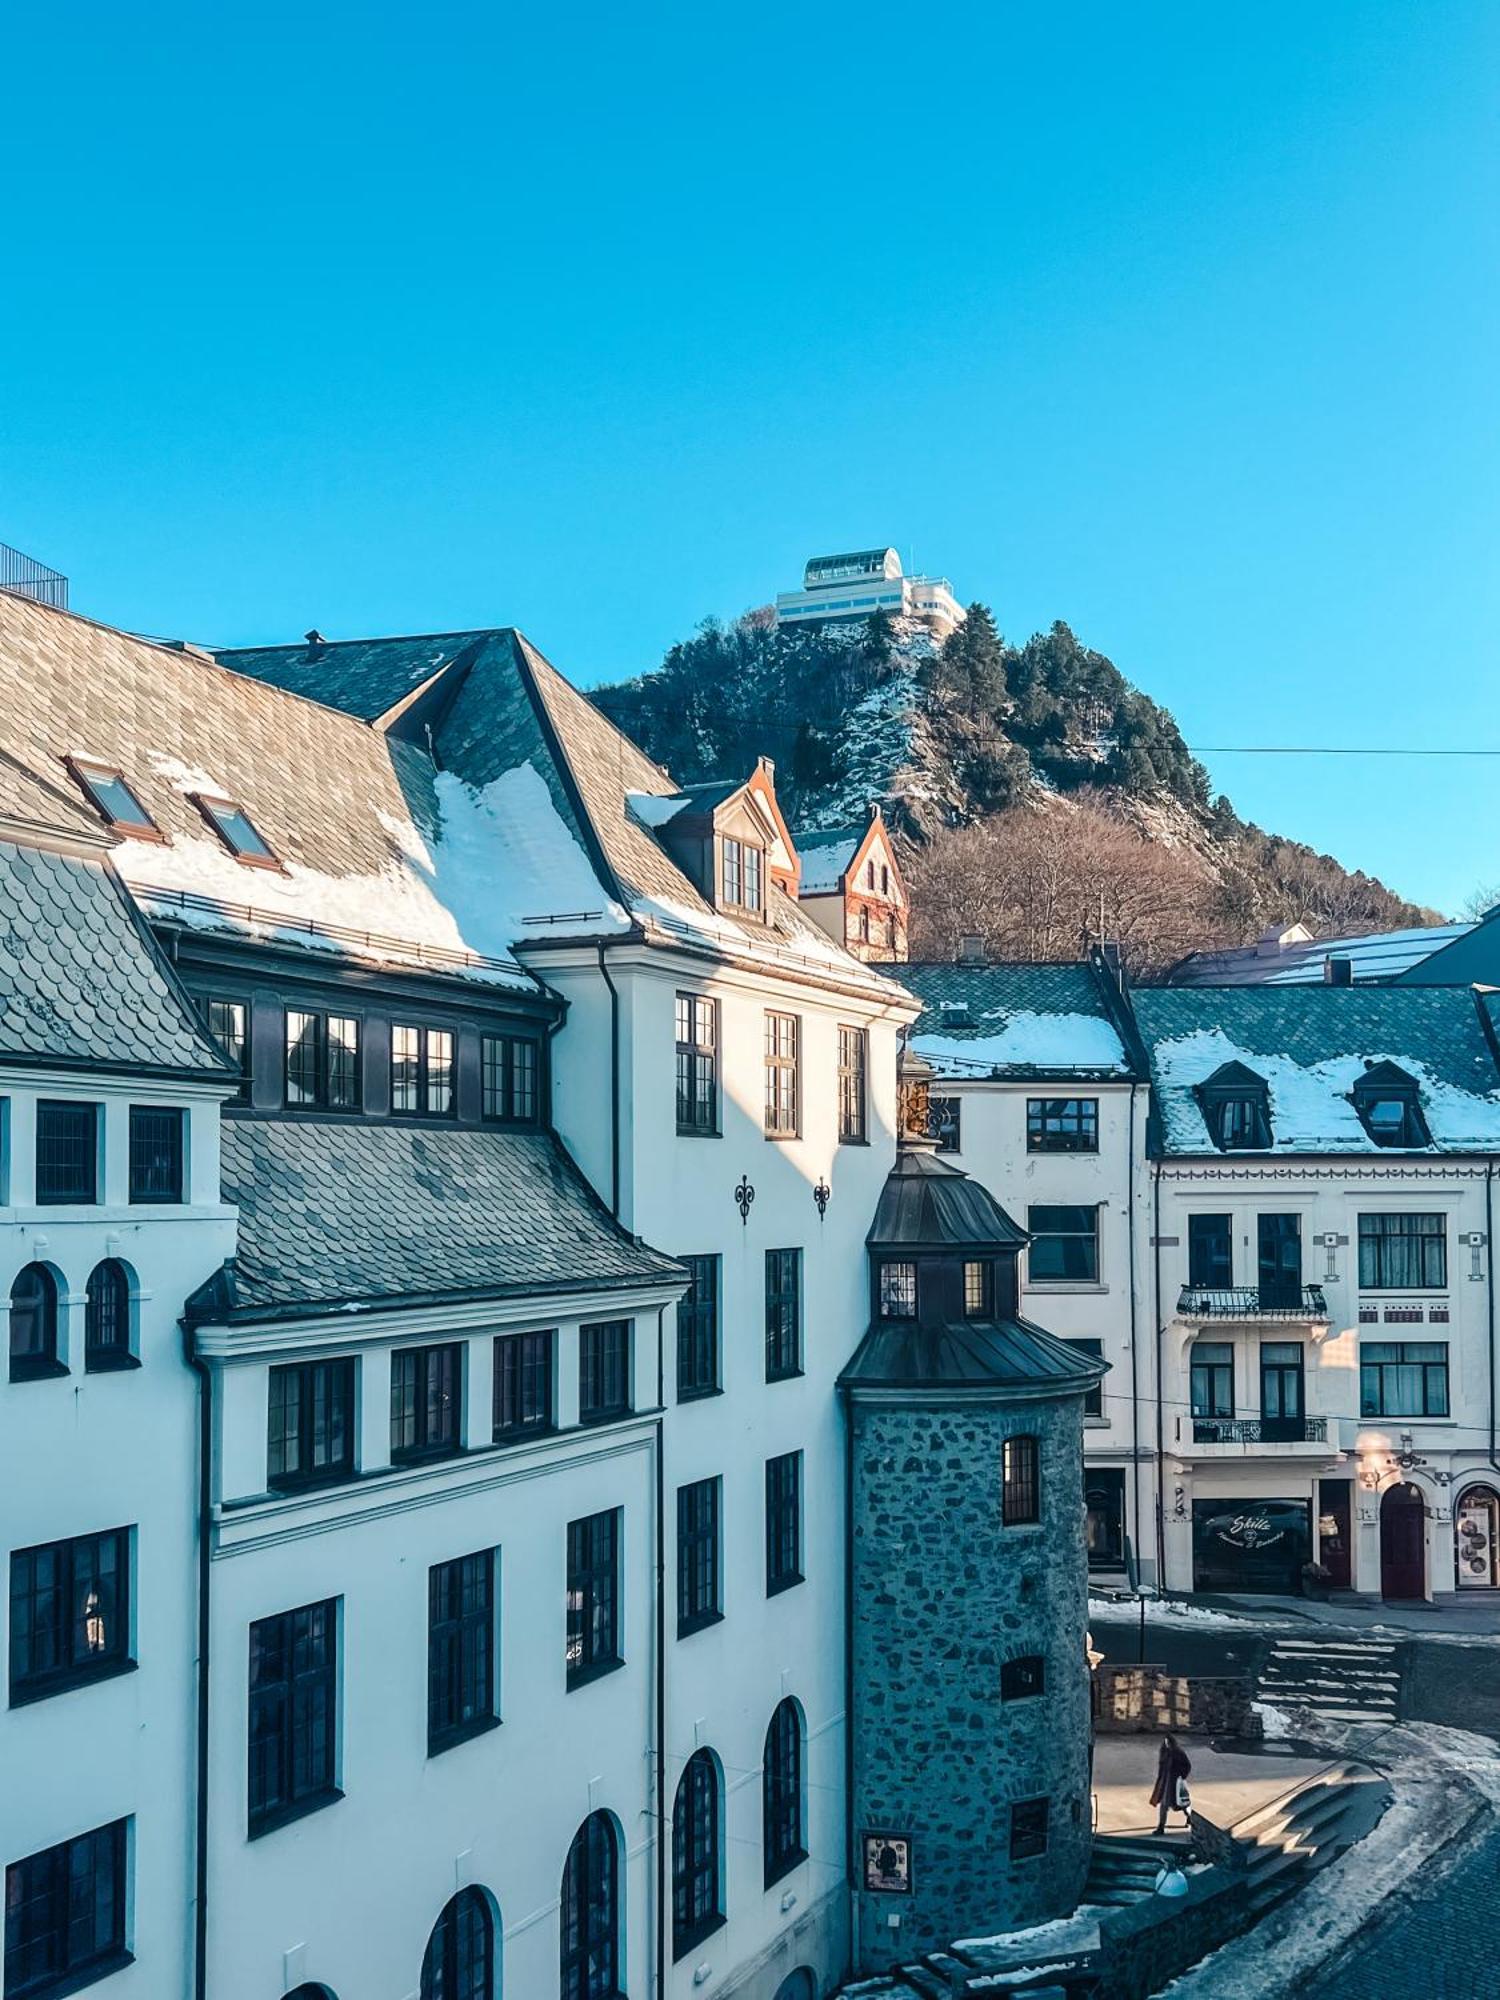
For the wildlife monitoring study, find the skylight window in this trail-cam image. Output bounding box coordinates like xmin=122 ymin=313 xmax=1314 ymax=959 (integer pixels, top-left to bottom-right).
xmin=193 ymin=794 xmax=279 ymax=868
xmin=68 ymin=759 xmax=160 ymax=839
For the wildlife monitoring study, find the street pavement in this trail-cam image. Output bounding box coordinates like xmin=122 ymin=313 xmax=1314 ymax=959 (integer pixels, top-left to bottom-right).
xmin=1301 ymin=1808 xmax=1500 ymax=2000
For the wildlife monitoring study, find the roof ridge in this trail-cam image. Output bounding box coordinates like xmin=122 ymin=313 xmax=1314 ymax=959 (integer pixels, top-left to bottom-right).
xmin=217 ymin=625 xmax=507 ymax=655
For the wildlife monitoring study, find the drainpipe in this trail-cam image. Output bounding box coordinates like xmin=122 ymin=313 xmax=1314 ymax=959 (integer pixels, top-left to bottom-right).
xmin=1126 ymin=1084 xmax=1143 ymax=1605
xmin=1487 ymin=1164 xmax=1499 ymax=1485
xmin=1153 ymin=1170 xmax=1168 ymax=1589
xmin=182 ymin=1323 xmax=213 ymax=2000
xmin=596 ymin=944 xmax=621 ymax=1220
xmin=842 ymin=1386 xmax=858 ymax=1978
xmin=654 ymin=1305 xmax=667 ymax=2000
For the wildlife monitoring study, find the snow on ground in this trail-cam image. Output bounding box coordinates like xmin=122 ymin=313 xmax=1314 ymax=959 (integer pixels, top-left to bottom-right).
xmin=1252 ymin=1701 xmax=1296 ymax=1740
xmin=1088 ymin=1595 xmax=1259 ymax=1629
xmin=1158 ymin=1720 xmax=1500 ymax=1999
xmin=915 ymin=1012 xmax=1129 ymax=1077
xmin=954 ymin=1907 xmax=1105 ymax=1953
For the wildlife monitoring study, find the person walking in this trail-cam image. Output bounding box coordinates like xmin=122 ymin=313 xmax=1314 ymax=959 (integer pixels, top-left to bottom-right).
xmin=1150 ymin=1732 xmax=1192 ymax=1835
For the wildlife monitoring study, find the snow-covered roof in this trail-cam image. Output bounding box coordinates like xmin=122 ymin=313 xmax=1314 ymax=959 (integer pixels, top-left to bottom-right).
xmin=796 ymin=828 xmax=861 ymax=895
xmin=1170 ymin=921 xmax=1472 ymax=986
xmin=885 ymin=961 xmax=1137 ymax=1079
xmin=1133 ymin=986 xmax=1500 ymax=1154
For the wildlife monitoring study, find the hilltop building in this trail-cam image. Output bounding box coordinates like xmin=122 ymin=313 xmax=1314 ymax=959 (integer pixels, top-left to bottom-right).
xmin=774 ymin=550 xmax=964 ymax=640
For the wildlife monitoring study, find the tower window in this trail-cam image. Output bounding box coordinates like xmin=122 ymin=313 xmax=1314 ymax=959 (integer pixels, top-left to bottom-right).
xmin=1001 ymin=1654 xmax=1046 ymax=1701
xmin=1002 ymin=1435 xmax=1040 ymax=1526
xmin=1009 ymin=1797 xmax=1049 ymax=1860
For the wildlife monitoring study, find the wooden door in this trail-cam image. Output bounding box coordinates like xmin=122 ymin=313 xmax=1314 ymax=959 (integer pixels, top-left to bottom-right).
xmin=1380 ymin=1482 xmax=1426 ymax=1600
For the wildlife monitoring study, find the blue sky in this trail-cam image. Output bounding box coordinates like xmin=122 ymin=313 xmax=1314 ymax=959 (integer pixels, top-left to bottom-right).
xmin=3 ymin=2 xmax=1496 ymax=916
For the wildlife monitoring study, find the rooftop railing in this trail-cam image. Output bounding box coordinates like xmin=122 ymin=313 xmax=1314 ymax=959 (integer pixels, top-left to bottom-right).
xmin=0 ymin=542 xmax=68 ymax=610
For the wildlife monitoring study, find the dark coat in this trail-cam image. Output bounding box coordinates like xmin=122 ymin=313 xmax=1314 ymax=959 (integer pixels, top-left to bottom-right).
xmin=1149 ymin=1740 xmax=1192 ymax=1807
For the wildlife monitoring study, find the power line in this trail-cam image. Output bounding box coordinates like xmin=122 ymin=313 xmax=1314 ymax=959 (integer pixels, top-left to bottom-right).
xmin=1189 ymin=745 xmax=1500 ymax=758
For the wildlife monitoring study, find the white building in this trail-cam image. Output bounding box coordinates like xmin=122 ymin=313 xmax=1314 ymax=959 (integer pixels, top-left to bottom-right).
xmin=0 ymin=590 xmax=919 ymax=2000
xmin=0 ymin=749 xmax=237 ymax=2000
xmin=773 ymin=550 xmax=964 ymax=639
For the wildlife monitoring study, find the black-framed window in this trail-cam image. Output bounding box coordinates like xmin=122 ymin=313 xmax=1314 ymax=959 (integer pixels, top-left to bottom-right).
xmin=420 ymin=1888 xmax=494 ymax=2000
xmin=763 ymin=1697 xmax=805 ymax=1886
xmin=9 ymin=1264 xmax=60 ymax=1382
xmin=35 ymin=1100 xmax=97 ymax=1204
xmin=1188 ymin=1213 xmax=1233 ymax=1289
xmin=194 ymin=793 xmax=278 ymax=865
xmin=428 ymin=1550 xmax=497 ymax=1754
xmin=1066 ymin=1337 xmax=1104 ymax=1418
xmin=764 ymin=1011 xmax=799 ymax=1136
xmin=1352 ymin=1071 xmax=1430 ymax=1149
xmin=481 ymin=1034 xmax=538 ymax=1125
xmin=561 ymin=1812 xmax=619 ymax=2000
xmin=1027 ymin=1205 xmax=1099 ymax=1283
xmin=493 ymin=1329 xmax=554 ymax=1439
xmin=1207 ymin=1092 xmax=1270 ymax=1150
xmin=930 ymin=1095 xmax=961 ymax=1153
xmin=765 ymin=1248 xmax=802 ymax=1380
xmin=580 ymin=1320 xmax=631 ymax=1423
xmin=676 ymin=1478 xmax=722 ymax=1637
xmin=766 ymin=1450 xmax=803 ymax=1595
xmin=9 ymin=1527 xmax=131 ymax=1704
xmin=1009 ymin=1797 xmax=1049 ymax=1860
xmin=672 ymin=1749 xmax=724 ymax=1958
xmin=838 ymin=1025 xmax=868 ymax=1142
xmin=879 ymin=1260 xmax=917 ymax=1319
xmin=84 ymin=1260 xmax=132 ymax=1370
xmin=3 ymin=1818 xmax=129 ymax=1998
xmin=1001 ymin=1654 xmax=1046 ymax=1701
xmin=964 ymin=1260 xmax=993 ymax=1318
xmin=566 ymin=1509 xmax=621 ymax=1686
xmin=1026 ymin=1097 xmax=1099 ymax=1153
xmin=1358 ymin=1213 xmax=1447 ymax=1290
xmin=675 ymin=993 xmax=718 ymax=1135
xmin=128 ymin=1105 xmax=184 ymax=1203
xmin=1002 ymin=1435 xmax=1040 ymax=1526
xmin=723 ymin=836 xmax=763 ymax=914
xmin=70 ymin=757 xmax=158 ymax=836
xmin=205 ymin=996 xmax=251 ymax=1102
xmin=284 ymin=1010 xmax=360 ymax=1110
xmin=268 ymin=1358 xmax=356 ymax=1489
xmin=390 ymin=1343 xmax=463 ymax=1461
xmin=1360 ymin=1341 xmax=1450 ymax=1418
xmin=676 ymin=1255 xmax=720 ymax=1400
xmin=1190 ymin=1341 xmax=1234 ymax=1418
xmin=392 ymin=1024 xmax=456 ymax=1117
xmin=247 ymin=1598 xmax=338 ymax=1835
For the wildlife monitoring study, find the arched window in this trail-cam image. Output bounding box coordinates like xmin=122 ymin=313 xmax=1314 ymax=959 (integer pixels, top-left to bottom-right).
xmin=420 ymin=1887 xmax=494 ymax=2000
xmin=763 ymin=1698 xmax=805 ymax=1886
xmin=672 ymin=1749 xmax=723 ymax=1959
xmin=1002 ymin=1435 xmax=1040 ymax=1525
xmin=85 ymin=1260 xmax=131 ymax=1369
xmin=561 ymin=1812 xmax=619 ymax=2000
xmin=281 ymin=1987 xmax=338 ymax=2000
xmin=10 ymin=1264 xmax=59 ymax=1381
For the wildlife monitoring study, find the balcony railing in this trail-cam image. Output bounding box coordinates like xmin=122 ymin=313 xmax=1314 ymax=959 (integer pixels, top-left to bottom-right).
xmin=1191 ymin=1416 xmax=1329 ymax=1445
xmin=1177 ymin=1284 xmax=1328 ymax=1322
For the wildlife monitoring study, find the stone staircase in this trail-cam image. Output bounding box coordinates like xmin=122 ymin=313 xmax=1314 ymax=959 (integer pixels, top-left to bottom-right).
xmin=1082 ymin=1831 xmax=1185 ymax=1908
xmin=1230 ymin=1761 xmax=1392 ymax=1916
xmin=1255 ymin=1635 xmax=1402 ymax=1723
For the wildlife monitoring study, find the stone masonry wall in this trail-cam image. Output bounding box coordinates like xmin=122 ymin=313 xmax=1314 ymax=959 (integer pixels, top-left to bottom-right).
xmin=850 ymin=1392 xmax=1092 ymax=1973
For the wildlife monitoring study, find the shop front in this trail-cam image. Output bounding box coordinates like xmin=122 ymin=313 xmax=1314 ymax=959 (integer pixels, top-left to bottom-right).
xmin=1455 ymin=1484 xmax=1500 ymax=1589
xmin=1191 ymin=1497 xmax=1311 ymax=1594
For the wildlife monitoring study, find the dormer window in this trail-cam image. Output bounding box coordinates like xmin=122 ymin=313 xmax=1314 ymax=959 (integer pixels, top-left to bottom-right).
xmin=67 ymin=758 xmax=161 ymax=839
xmin=193 ymin=794 xmax=280 ymax=868
xmin=1352 ymin=1063 xmax=1430 ymax=1148
xmin=723 ymin=837 xmax=763 ymax=914
xmin=879 ymin=1262 xmax=918 ymax=1318
xmin=1198 ymin=1062 xmax=1271 ymax=1151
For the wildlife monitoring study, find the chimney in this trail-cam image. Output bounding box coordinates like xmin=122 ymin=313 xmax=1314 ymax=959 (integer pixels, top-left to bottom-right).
xmin=1097 ymin=940 xmax=1124 ymax=989
xmin=1324 ymin=955 xmax=1354 ymax=987
xmin=304 ymin=628 xmax=327 ymax=657
xmin=959 ymin=933 xmax=985 ymax=965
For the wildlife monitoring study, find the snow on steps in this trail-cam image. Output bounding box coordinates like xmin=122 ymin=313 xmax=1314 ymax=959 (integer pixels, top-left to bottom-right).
xmin=1230 ymin=1761 xmax=1393 ymax=1917
xmin=1255 ymin=1636 xmax=1402 ymax=1723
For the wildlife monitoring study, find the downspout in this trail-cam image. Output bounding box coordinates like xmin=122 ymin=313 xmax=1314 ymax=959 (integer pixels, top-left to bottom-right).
xmin=183 ymin=1323 xmax=213 ymax=2000
xmin=654 ymin=1304 xmax=667 ymax=2000
xmin=1153 ymin=1169 xmax=1167 ymax=1589
xmin=596 ymin=943 xmax=621 ymax=1219
xmin=1488 ymin=1165 xmax=1498 ymax=1481
xmin=842 ymin=1385 xmax=857 ymax=1977
xmin=1126 ymin=1084 xmax=1143 ymax=1598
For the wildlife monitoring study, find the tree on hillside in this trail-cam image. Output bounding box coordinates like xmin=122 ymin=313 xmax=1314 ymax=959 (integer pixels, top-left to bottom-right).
xmin=920 ymin=604 xmax=1030 ymax=812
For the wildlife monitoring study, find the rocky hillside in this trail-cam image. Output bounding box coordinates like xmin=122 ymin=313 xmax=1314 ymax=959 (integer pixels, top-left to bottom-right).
xmin=593 ymin=605 xmax=1437 ymax=973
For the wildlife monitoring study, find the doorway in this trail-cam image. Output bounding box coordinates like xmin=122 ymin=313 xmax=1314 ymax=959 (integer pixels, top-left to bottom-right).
xmin=1259 ymin=1341 xmax=1305 ymax=1442
xmin=1085 ymin=1469 xmax=1126 ymax=1572
xmin=1318 ymin=1478 xmax=1353 ymax=1588
xmin=1380 ymin=1482 xmax=1426 ymax=1600
xmin=1257 ymin=1214 xmax=1302 ymax=1311
xmin=773 ymin=1974 xmax=816 ymax=2000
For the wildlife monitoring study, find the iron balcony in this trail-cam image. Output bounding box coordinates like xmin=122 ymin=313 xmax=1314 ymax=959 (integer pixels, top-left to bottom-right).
xmin=1190 ymin=1415 xmax=1329 ymax=1446
xmin=1176 ymin=1284 xmax=1329 ymax=1322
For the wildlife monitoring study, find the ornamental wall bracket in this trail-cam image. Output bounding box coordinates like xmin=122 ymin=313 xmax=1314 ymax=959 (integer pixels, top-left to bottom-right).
xmin=734 ymin=1176 xmax=756 ymax=1226
xmin=812 ymin=1177 xmax=831 ymax=1221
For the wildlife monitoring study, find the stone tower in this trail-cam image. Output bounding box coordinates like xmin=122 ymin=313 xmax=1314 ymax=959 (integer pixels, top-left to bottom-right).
xmin=840 ymin=1060 xmax=1106 ymax=1975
